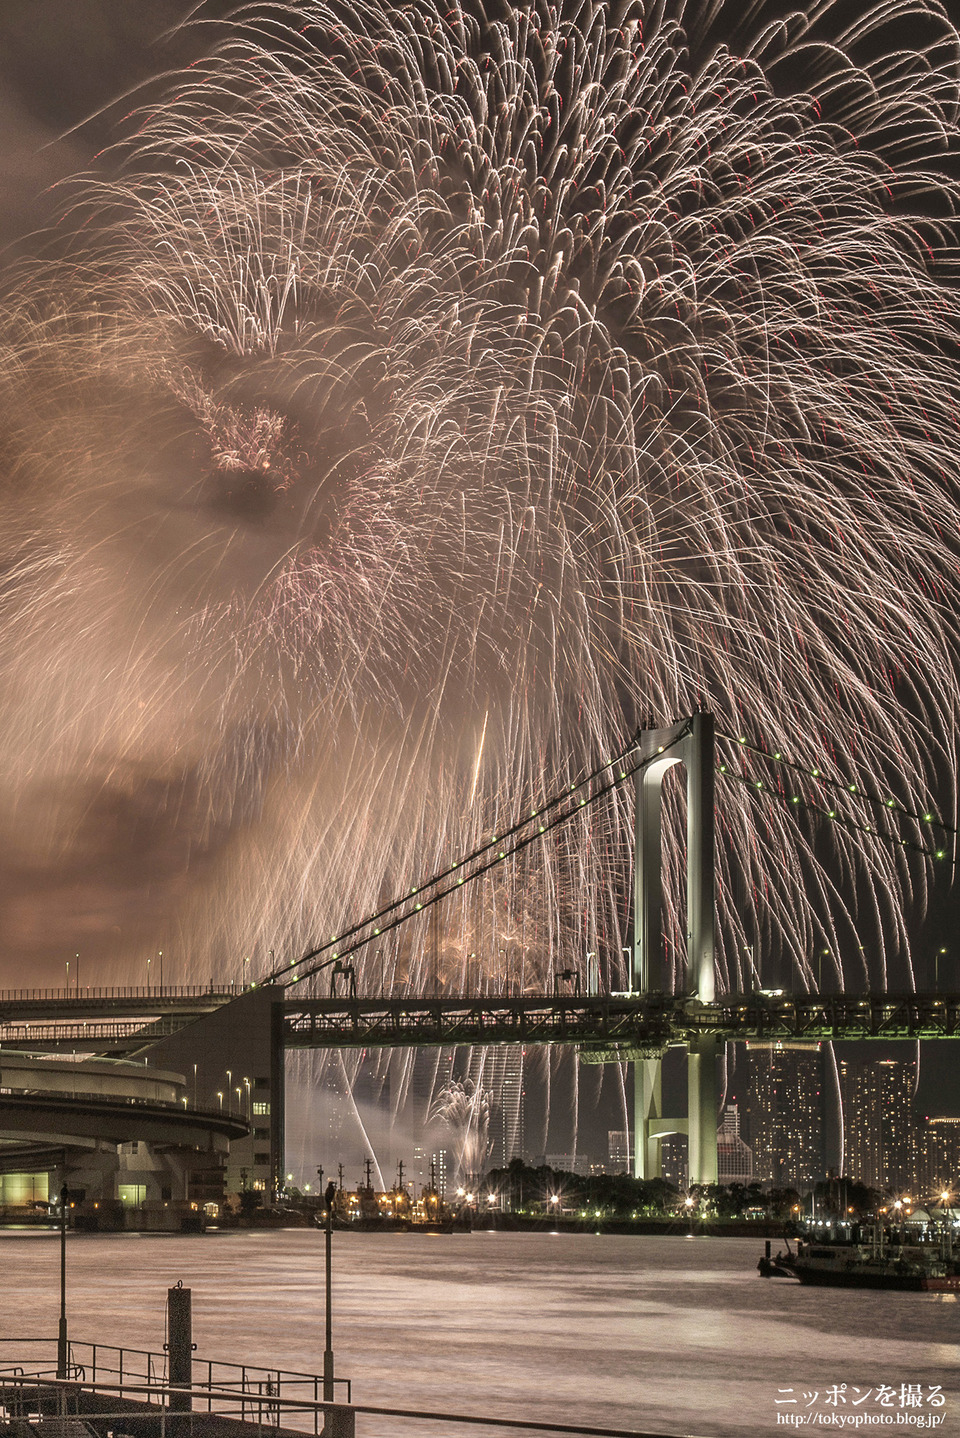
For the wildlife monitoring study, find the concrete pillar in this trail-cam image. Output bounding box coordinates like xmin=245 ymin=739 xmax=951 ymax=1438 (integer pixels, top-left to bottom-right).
xmin=687 ymin=1036 xmax=719 ymax=1185
xmin=630 ymin=713 xmax=718 ymax=1184
xmin=322 ymin=1405 xmax=356 ymax=1438
xmin=632 ymin=1058 xmax=663 ymax=1180
xmin=167 ymin=1283 xmax=193 ymax=1412
xmin=685 ymin=711 xmax=716 ymax=1004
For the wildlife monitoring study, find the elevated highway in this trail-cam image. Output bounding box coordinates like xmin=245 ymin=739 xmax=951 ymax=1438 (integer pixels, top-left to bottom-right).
xmin=0 ymin=985 xmax=245 ymax=1056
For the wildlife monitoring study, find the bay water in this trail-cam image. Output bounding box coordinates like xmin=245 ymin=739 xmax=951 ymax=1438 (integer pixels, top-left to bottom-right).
xmin=0 ymin=1230 xmax=955 ymax=1437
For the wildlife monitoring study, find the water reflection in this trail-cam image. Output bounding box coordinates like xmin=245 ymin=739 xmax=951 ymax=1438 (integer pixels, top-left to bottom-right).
xmin=0 ymin=1231 xmax=955 ymax=1438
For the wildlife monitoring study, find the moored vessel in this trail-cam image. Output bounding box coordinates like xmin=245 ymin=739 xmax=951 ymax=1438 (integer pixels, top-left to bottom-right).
xmin=789 ymin=1226 xmax=960 ymax=1291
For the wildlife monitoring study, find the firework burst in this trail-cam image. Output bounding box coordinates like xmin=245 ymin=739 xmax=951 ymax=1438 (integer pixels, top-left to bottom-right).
xmin=1 ymin=0 xmax=960 ymax=1149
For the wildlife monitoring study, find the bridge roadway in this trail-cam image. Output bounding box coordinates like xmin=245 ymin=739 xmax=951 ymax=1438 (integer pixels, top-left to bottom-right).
xmin=284 ymin=990 xmax=960 ymax=1052
xmin=1 ymin=987 xmax=958 ymax=1056
xmin=0 ymin=985 xmax=246 ymax=1055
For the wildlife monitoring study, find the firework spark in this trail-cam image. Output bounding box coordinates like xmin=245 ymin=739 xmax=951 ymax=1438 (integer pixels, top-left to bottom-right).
xmin=1 ymin=0 xmax=959 ymax=1151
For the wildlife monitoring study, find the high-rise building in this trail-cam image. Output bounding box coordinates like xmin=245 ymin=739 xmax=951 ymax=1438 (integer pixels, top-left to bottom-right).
xmin=839 ymin=1057 xmax=917 ymax=1190
xmin=746 ymin=1043 xmax=823 ymax=1187
xmin=431 ymin=1148 xmax=450 ymax=1198
xmin=460 ymin=1045 xmax=525 ymax=1167
xmin=917 ymin=1116 xmax=960 ymax=1197
xmin=469 ymin=1046 xmax=525 ymax=1166
xmin=659 ymin=1134 xmax=688 ymax=1191
xmin=607 ymin=1131 xmax=632 ymax=1173
xmin=717 ymin=1104 xmax=754 ymax=1184
xmin=411 ymin=1047 xmax=456 ymax=1128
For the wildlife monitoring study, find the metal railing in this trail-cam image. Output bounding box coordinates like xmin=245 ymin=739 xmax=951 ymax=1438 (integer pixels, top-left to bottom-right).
xmin=0 ymin=986 xmax=246 ymax=1002
xmin=0 ymin=1340 xmax=350 ymax=1434
xmin=0 ymin=1368 xmax=705 ymax=1438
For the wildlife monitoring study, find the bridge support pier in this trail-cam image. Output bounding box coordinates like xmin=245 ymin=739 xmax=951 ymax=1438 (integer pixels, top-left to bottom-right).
xmin=633 ymin=1059 xmax=661 ymax=1181
xmin=630 ymin=712 xmax=718 ymax=1187
xmin=687 ymin=1036 xmax=719 ymax=1186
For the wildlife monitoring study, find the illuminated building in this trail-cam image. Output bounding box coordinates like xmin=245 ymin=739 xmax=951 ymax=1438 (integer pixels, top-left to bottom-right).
xmin=746 ymin=1043 xmax=823 ymax=1187
xmin=839 ymin=1057 xmax=917 ymax=1190
xmin=607 ymin=1130 xmax=632 ymax=1173
xmin=717 ymin=1104 xmax=754 ymax=1184
xmin=467 ymin=1046 xmax=525 ymax=1165
xmin=659 ymin=1134 xmax=688 ymax=1191
xmin=918 ymin=1116 xmax=960 ymax=1196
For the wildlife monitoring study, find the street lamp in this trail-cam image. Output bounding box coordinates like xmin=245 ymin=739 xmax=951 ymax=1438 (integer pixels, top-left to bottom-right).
xmin=322 ymin=1180 xmax=337 ymax=1401
xmin=57 ymin=1182 xmax=68 ymax=1378
xmin=935 ymin=948 xmax=948 ymax=989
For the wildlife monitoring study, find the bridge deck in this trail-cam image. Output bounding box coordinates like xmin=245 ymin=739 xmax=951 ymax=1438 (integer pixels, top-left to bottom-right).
xmin=282 ymin=991 xmax=960 ymax=1049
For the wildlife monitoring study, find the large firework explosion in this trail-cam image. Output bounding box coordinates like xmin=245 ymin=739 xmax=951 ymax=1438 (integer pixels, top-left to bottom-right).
xmin=1 ymin=0 xmax=959 ymax=1160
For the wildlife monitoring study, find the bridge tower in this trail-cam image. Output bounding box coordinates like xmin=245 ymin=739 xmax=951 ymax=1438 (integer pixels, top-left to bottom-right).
xmin=630 ymin=712 xmax=719 ymax=1186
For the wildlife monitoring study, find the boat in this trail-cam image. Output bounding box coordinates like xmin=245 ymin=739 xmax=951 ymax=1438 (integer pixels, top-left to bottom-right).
xmin=787 ymin=1227 xmax=960 ymax=1291
xmin=315 ymin=1158 xmax=466 ymax=1232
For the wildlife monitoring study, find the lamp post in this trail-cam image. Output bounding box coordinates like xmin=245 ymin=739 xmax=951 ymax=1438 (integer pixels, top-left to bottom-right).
xmin=57 ymin=1182 xmax=68 ymax=1378
xmin=323 ymin=1180 xmax=336 ymax=1401
xmin=935 ymin=948 xmax=948 ymax=990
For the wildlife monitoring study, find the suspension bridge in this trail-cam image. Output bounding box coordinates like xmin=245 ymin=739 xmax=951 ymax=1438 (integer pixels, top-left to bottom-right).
xmin=1 ymin=713 xmax=956 ymax=1196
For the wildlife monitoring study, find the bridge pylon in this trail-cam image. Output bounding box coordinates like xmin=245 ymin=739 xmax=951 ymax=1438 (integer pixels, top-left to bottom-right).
xmin=630 ymin=712 xmax=718 ymax=1186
